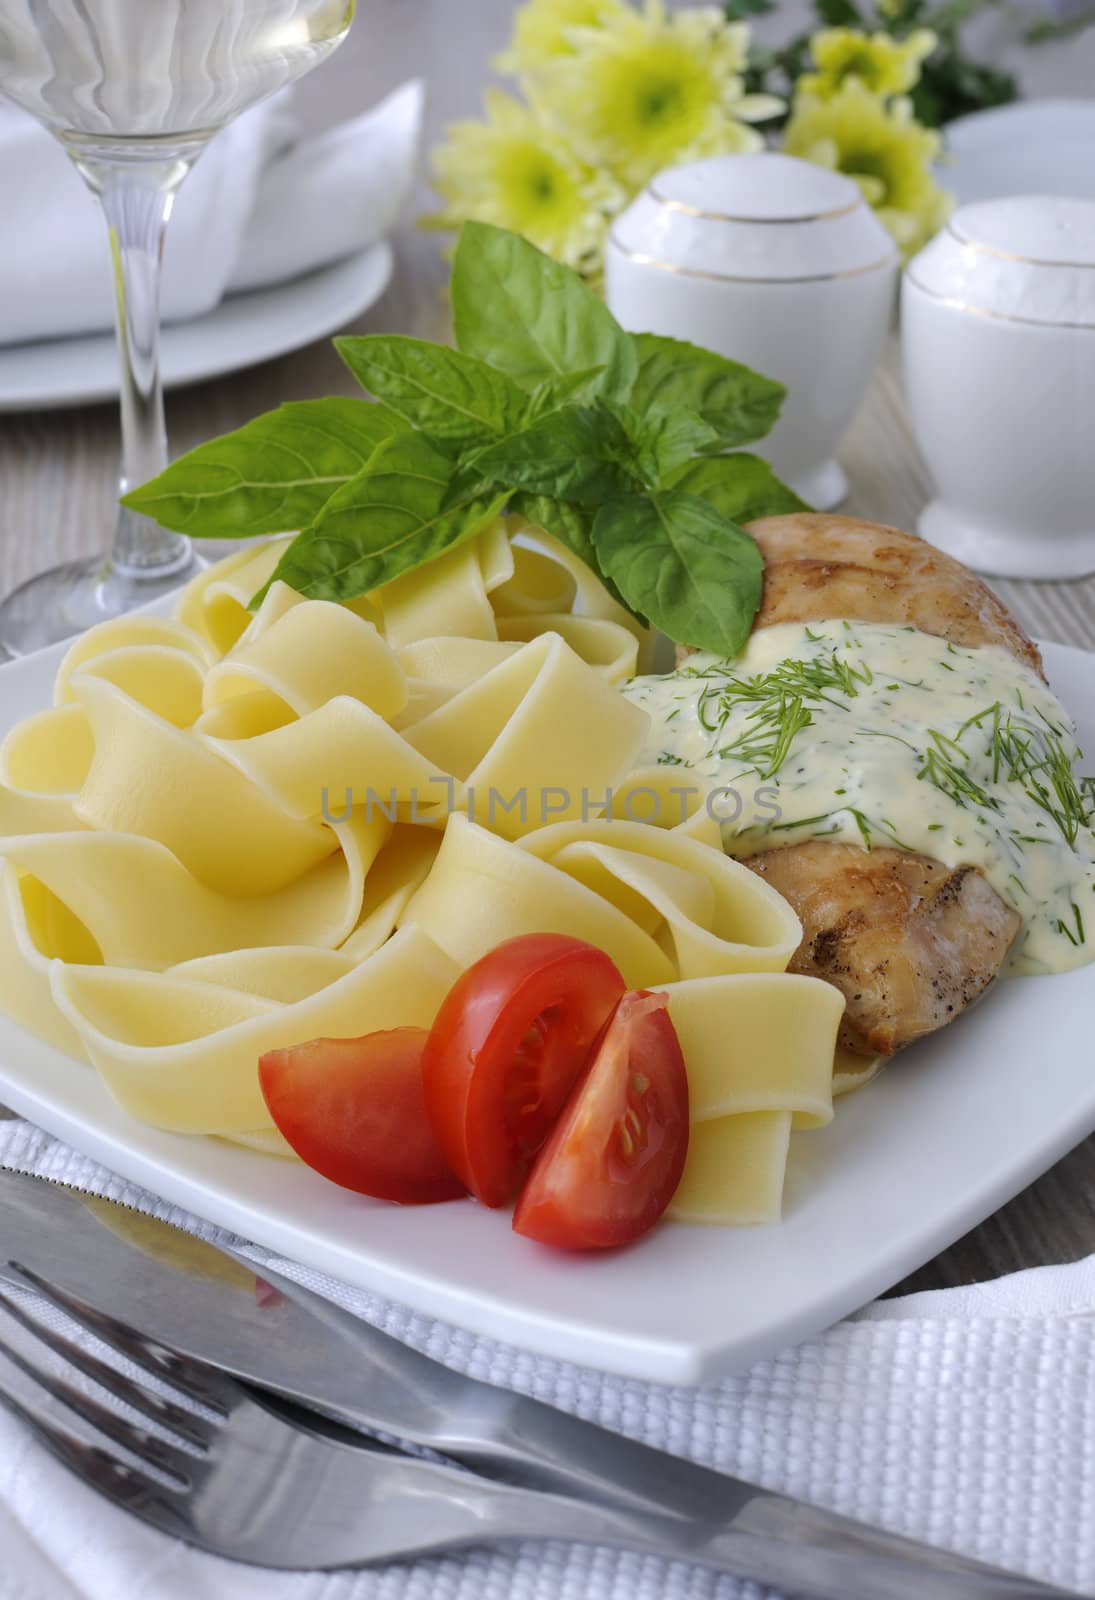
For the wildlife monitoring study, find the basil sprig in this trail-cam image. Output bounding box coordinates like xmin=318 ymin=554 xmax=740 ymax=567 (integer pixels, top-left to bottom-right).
xmin=123 ymin=223 xmax=806 ymax=657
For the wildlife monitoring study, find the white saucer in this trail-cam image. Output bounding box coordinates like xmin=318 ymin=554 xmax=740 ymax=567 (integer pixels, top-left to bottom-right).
xmin=0 ymin=241 xmax=393 ymax=415
xmin=919 ymin=499 xmax=1095 ymax=581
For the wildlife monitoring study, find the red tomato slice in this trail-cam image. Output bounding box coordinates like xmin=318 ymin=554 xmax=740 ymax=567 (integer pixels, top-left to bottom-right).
xmin=513 ymin=990 xmax=689 ymax=1250
xmin=421 ymin=933 xmax=626 ymax=1208
xmin=258 ymin=1029 xmax=465 ymax=1205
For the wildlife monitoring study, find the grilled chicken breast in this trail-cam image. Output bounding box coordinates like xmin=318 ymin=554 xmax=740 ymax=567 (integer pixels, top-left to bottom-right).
xmin=731 ymin=514 xmax=1038 ymax=1059
xmin=747 ymin=843 xmax=1021 ymax=1057
xmin=749 ymin=513 xmax=1044 ymax=677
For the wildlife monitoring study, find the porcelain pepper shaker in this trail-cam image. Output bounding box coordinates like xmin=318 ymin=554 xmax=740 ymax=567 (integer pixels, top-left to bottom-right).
xmin=902 ymin=195 xmax=1095 ymax=579
xmin=605 ymin=152 xmax=899 ymax=509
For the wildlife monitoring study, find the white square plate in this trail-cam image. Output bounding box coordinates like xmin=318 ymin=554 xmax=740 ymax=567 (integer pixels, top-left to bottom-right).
xmin=0 ymin=629 xmax=1092 ymax=1385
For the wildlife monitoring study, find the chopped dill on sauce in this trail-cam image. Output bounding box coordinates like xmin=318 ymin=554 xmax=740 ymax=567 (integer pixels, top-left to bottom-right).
xmin=687 ymin=651 xmax=875 ymax=779
xmin=915 ymin=700 xmax=1095 ymax=846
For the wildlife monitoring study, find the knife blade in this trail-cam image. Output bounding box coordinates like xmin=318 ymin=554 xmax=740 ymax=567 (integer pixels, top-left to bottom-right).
xmin=0 ymin=1165 xmax=751 ymax=1518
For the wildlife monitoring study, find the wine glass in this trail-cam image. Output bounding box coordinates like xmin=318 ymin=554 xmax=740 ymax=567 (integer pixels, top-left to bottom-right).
xmin=0 ymin=0 xmax=355 ymax=656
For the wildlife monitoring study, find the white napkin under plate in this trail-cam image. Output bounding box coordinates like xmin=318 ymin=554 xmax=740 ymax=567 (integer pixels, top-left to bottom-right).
xmin=0 ymin=79 xmax=423 ymax=348
xmin=0 ymin=1116 xmax=1092 ymax=1600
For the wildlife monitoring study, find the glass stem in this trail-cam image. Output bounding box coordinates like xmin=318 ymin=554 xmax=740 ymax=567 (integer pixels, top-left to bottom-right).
xmin=74 ymin=153 xmax=198 ymax=580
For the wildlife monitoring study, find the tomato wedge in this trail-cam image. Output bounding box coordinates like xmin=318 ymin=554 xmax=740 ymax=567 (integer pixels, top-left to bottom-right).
xmin=513 ymin=990 xmax=689 ymax=1250
xmin=421 ymin=933 xmax=626 ymax=1208
xmin=258 ymin=1028 xmax=465 ymax=1204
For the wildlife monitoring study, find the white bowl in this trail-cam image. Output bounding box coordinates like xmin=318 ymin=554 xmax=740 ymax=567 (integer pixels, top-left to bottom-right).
xmin=605 ymin=153 xmax=899 ymax=509
xmin=903 ymin=195 xmax=1095 ymax=579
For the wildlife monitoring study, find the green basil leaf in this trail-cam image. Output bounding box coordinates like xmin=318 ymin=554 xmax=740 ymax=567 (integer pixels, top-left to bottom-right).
xmin=509 ymin=493 xmax=599 ymax=570
xmin=630 ymin=332 xmax=786 ymax=448
xmin=257 ymin=432 xmax=507 ymax=605
xmin=121 ymin=397 xmax=409 ymax=537
xmin=466 ymin=405 xmax=634 ymax=506
xmin=592 ymin=489 xmax=763 ymax=657
xmin=335 ymin=335 xmax=527 ymax=448
xmin=665 ymin=452 xmax=809 ymax=523
xmin=618 ymin=404 xmax=720 ymax=486
xmin=523 ymin=367 xmax=608 ymax=420
xmin=452 ymin=222 xmax=637 ymax=401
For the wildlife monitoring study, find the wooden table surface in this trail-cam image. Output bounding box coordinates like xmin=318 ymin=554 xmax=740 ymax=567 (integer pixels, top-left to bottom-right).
xmin=1 ymin=1 xmax=1094 ymax=1302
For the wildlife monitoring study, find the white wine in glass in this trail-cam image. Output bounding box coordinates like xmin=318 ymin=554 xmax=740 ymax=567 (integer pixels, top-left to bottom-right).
xmin=0 ymin=0 xmax=355 ymax=655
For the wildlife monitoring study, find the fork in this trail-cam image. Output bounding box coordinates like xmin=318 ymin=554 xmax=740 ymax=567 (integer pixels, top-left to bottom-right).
xmin=0 ymin=1263 xmax=1071 ymax=1597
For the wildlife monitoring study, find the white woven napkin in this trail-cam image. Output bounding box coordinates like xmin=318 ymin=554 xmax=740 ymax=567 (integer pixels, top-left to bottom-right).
xmin=0 ymin=1114 xmax=1092 ymax=1600
xmin=0 ymin=79 xmax=422 ymax=347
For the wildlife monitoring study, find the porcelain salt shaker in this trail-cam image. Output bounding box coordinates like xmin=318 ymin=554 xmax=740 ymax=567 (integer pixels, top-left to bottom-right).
xmin=605 ymin=152 xmax=899 ymax=509
xmin=903 ymin=195 xmax=1095 ymax=579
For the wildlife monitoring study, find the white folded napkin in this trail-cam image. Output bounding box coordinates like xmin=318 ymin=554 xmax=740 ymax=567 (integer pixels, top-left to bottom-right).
xmin=0 ymin=79 xmax=423 ymax=348
xmin=0 ymin=1114 xmax=1092 ymax=1600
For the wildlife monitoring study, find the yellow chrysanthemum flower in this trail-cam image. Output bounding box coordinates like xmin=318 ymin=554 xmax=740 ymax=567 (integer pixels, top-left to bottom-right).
xmin=530 ymin=1 xmax=782 ymax=188
xmin=424 ymin=90 xmax=623 ymax=275
xmin=495 ymin=0 xmax=631 ymax=77
xmin=784 ymin=81 xmax=953 ymax=257
xmin=800 ymin=26 xmax=937 ymax=101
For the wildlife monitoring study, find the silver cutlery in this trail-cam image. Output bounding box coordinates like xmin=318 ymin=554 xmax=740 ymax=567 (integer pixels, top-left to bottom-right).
xmin=0 ymin=1165 xmax=785 ymax=1519
xmin=0 ymin=1260 xmax=1072 ymax=1596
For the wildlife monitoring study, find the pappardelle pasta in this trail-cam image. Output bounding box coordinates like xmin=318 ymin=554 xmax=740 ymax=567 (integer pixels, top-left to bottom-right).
xmin=0 ymin=521 xmax=845 ymax=1228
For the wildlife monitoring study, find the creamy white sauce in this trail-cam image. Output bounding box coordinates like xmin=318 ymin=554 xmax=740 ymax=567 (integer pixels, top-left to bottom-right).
xmin=623 ymin=621 xmax=1095 ymax=975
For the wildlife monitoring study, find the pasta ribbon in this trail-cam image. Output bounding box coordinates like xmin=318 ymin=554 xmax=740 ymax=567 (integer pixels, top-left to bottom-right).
xmin=203 ymin=696 xmax=450 ymax=823
xmin=669 ymin=1115 xmax=793 ymax=1226
xmin=402 ymin=813 xmax=678 ymax=986
xmin=53 ymin=616 xmax=215 ymax=704
xmin=609 ymin=766 xmax=723 ymax=847
xmin=665 ymin=974 xmax=841 ymax=1126
xmin=378 ymin=540 xmax=502 ymax=649
xmin=520 ymin=820 xmax=801 ymax=975
xmin=497 ymin=614 xmax=638 ymax=685
xmin=404 ymin=634 xmax=649 ymax=840
xmin=204 ymin=596 xmax=408 ymax=722
xmin=0 ymin=868 xmax=89 ymax=1057
xmin=0 ymin=818 xmax=382 ymax=966
xmin=0 ymin=706 xmax=89 ymax=836
xmin=50 ymin=925 xmax=460 ymax=1133
xmin=175 ymin=537 xmax=296 ymax=654
xmin=72 ymin=675 xmax=337 ymax=895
